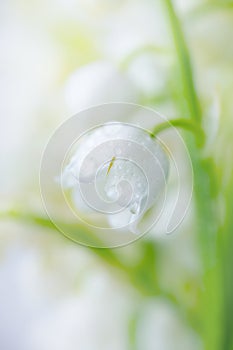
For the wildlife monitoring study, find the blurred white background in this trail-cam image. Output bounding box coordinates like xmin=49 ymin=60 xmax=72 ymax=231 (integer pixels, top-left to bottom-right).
xmin=1 ymin=0 xmax=233 ymax=349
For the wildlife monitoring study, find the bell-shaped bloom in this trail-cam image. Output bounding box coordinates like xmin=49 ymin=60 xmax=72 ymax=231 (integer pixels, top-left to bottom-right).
xmin=64 ymin=61 xmax=138 ymax=114
xmin=61 ymin=122 xmax=169 ymax=234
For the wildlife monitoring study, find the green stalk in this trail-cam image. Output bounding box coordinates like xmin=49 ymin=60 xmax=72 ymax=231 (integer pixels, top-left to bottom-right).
xmin=150 ymin=118 xmax=205 ymax=147
xmin=0 ymin=210 xmax=160 ymax=296
xmin=219 ymin=174 xmax=233 ymax=350
xmin=163 ymin=0 xmax=218 ymax=262
xmin=164 ymin=1 xmax=221 ymax=349
xmin=1 ymin=209 xmax=192 ymax=323
xmin=165 ymin=0 xmax=202 ymax=122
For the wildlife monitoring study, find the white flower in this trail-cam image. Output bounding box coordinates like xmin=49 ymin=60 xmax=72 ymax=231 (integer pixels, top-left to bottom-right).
xmin=62 ymin=122 xmax=169 ymax=234
xmin=64 ymin=61 xmax=138 ymax=114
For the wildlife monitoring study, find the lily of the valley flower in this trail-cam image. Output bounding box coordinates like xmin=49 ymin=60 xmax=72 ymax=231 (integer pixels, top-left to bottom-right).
xmin=64 ymin=61 xmax=138 ymax=115
xmin=62 ymin=123 xmax=169 ymax=234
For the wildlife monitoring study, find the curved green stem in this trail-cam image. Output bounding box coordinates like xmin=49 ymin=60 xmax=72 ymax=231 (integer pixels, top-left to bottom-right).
xmin=164 ymin=1 xmax=220 ymax=349
xmin=0 ymin=209 xmax=170 ymax=297
xmin=164 ymin=0 xmax=202 ymax=122
xmin=150 ymin=118 xmax=205 ymax=147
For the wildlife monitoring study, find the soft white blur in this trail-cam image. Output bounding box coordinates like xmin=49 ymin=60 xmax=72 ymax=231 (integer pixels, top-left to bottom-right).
xmin=1 ymin=0 xmax=232 ymax=349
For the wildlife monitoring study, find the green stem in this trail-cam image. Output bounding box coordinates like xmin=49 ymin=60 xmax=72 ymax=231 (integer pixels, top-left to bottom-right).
xmin=219 ymin=174 xmax=233 ymax=350
xmin=0 ymin=209 xmax=188 ymax=316
xmin=0 ymin=210 xmax=158 ymax=295
xmin=164 ymin=0 xmax=202 ymax=122
xmin=164 ymin=1 xmax=220 ymax=349
xmin=150 ymin=118 xmax=205 ymax=147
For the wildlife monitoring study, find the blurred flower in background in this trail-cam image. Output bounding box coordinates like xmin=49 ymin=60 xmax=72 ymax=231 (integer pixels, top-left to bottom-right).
xmin=64 ymin=61 xmax=138 ymax=114
xmin=1 ymin=0 xmax=233 ymax=350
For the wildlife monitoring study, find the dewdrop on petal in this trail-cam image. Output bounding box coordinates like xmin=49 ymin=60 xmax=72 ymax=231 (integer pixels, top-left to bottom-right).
xmin=61 ymin=123 xmax=169 ymax=234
